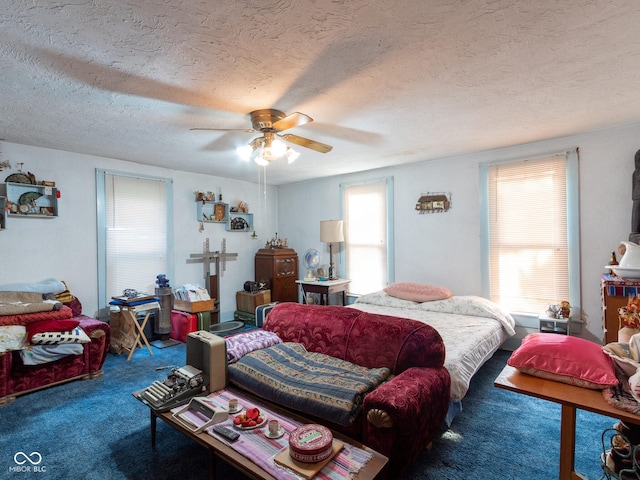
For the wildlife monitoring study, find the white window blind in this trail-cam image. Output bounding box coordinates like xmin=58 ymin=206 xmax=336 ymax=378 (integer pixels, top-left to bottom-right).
xmin=103 ymin=173 xmax=169 ymax=304
xmin=486 ymin=154 xmax=570 ymax=314
xmin=342 ymin=178 xmax=392 ymax=294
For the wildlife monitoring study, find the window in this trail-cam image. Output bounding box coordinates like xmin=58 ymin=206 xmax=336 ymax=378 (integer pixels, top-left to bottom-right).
xmin=480 ymin=150 xmax=580 ymax=317
xmin=340 ymin=177 xmax=394 ymax=295
xmin=96 ymin=170 xmax=174 ymax=317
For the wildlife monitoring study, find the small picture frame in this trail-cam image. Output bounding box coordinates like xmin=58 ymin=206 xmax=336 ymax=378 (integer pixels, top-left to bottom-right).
xmin=39 ymin=206 xmax=54 ymax=216
xmin=213 ymin=204 xmax=226 ymax=221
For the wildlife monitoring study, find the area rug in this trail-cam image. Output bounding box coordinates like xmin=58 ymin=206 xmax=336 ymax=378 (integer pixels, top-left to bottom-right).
xmin=0 ymin=345 xmax=617 ymax=479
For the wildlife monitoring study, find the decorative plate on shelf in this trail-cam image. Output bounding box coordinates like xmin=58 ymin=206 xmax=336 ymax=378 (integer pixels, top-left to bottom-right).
xmin=18 ymin=191 xmax=42 ymax=205
xmin=5 ymin=173 xmax=33 ymax=184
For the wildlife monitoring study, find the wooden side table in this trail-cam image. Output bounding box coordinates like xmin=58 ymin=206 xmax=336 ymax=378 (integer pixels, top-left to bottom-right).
xmin=296 ymin=279 xmax=351 ymax=306
xmin=601 ymin=274 xmax=640 ymax=344
xmin=495 ymin=364 xmax=640 ymax=480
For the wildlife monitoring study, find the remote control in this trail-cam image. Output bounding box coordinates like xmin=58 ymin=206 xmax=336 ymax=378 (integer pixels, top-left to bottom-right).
xmin=212 ymin=424 xmax=240 ymax=442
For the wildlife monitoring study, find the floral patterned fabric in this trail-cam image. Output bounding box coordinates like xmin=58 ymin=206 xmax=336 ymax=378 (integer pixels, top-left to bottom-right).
xmin=225 ymin=330 xmax=282 ymax=364
xmin=259 ymin=302 xmax=451 ymax=477
xmin=0 ymin=326 xmax=26 ymax=353
xmin=354 ymin=291 xmax=515 ymax=401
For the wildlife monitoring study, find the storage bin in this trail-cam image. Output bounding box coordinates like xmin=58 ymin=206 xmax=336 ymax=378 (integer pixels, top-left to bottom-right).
xmin=173 ymin=299 xmax=214 ymax=313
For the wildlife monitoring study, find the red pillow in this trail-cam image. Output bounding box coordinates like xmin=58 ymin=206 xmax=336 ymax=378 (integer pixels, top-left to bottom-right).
xmin=26 ymin=319 xmax=80 ymax=341
xmin=508 ymin=333 xmax=618 ymax=389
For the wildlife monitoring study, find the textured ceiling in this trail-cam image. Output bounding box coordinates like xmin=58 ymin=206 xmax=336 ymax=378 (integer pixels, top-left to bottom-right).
xmin=1 ymin=1 xmax=640 ymax=185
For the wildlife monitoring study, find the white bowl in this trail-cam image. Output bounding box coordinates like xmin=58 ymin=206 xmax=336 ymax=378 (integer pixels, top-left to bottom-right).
xmin=607 ymin=266 xmax=640 ymax=280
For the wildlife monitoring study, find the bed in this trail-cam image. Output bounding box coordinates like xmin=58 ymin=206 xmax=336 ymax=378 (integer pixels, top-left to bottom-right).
xmin=350 ymin=289 xmax=516 ymax=425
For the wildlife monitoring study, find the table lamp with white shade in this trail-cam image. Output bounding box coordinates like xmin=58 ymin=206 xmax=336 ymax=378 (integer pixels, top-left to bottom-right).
xmin=320 ymin=220 xmax=344 ymax=280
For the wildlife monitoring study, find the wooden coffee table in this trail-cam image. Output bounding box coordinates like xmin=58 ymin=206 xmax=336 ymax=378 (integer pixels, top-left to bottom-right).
xmin=144 ymin=390 xmax=388 ymax=480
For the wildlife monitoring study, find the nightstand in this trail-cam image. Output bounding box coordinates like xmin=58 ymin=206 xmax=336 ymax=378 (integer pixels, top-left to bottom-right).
xmin=538 ymin=313 xmax=570 ymax=335
xmin=296 ymin=279 xmax=351 ymax=306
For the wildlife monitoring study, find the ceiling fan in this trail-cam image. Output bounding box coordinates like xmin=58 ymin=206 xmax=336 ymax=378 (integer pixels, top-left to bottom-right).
xmin=191 ymin=109 xmax=333 ymax=165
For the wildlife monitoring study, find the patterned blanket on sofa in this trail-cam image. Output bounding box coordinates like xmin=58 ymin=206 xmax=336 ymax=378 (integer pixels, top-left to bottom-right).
xmin=228 ymin=342 xmax=391 ymax=426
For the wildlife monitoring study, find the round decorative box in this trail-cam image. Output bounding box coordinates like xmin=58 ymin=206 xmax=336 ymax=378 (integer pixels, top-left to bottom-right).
xmin=288 ymin=424 xmax=333 ymax=463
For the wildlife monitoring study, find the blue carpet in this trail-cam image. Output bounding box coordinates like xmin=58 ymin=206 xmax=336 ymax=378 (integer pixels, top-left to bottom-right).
xmin=1 ymin=345 xmax=615 ymax=479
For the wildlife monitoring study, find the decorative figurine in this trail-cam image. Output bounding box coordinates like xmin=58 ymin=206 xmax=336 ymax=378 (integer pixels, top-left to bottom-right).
xmin=156 ymin=274 xmax=171 ymax=288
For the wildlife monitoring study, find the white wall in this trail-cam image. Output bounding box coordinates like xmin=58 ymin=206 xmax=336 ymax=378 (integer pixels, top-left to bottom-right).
xmin=2 ymin=122 xmax=637 ymax=341
xmin=0 ymin=142 xmax=278 ymax=321
xmin=278 ymin=123 xmax=640 ymax=344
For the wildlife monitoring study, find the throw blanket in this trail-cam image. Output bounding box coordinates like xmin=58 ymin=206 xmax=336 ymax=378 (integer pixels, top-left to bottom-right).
xmin=228 ymin=342 xmax=391 ymax=426
xmin=0 ymin=292 xmax=62 ymax=316
xmin=0 ymin=278 xmax=66 ymax=295
xmin=0 ymin=306 xmax=73 ymax=326
xmin=225 ymin=330 xmax=282 ymax=364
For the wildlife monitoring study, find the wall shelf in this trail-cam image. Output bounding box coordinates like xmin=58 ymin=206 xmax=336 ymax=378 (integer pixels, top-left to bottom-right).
xmin=196 ymin=199 xmax=253 ymax=232
xmin=1 ymin=182 xmax=58 ymax=218
xmin=197 ymin=201 xmax=228 ymax=223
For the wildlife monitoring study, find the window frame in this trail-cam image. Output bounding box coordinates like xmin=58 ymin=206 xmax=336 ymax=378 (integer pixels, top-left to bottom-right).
xmin=479 ymin=149 xmax=580 ymax=322
xmin=96 ymin=169 xmax=174 ymax=318
xmin=339 ymin=176 xmax=395 ymax=295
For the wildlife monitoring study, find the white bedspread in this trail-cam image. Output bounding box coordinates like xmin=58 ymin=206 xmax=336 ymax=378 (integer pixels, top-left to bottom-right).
xmin=351 ymin=291 xmax=515 ymax=401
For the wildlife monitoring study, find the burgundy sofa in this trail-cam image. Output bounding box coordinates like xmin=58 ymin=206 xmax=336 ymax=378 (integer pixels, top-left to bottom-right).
xmin=251 ymin=303 xmax=451 ymax=478
xmin=0 ymin=315 xmax=110 ymax=406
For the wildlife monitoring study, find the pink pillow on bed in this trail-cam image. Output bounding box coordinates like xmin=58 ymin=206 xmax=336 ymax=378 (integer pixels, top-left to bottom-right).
xmin=383 ymin=282 xmax=452 ymax=302
xmin=507 ymin=333 xmax=618 ymax=389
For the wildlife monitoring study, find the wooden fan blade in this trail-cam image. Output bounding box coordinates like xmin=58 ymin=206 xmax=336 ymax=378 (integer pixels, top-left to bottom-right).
xmin=283 ymin=134 xmax=333 ymax=153
xmin=273 ymin=112 xmax=313 ymax=132
xmin=190 ymin=128 xmax=256 ymax=133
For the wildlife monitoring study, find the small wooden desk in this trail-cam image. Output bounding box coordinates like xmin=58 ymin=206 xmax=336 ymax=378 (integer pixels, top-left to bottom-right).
xmin=296 ymin=279 xmax=351 ymax=305
xmin=494 ymin=365 xmax=640 ymax=480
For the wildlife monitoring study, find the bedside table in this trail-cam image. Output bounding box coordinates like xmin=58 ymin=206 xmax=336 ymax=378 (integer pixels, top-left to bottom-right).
xmin=538 ymin=313 xmax=570 ymax=335
xmin=295 ymin=279 xmax=351 ymax=306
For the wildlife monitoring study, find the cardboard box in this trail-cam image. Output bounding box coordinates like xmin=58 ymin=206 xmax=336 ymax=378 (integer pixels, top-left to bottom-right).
xmin=173 ymin=298 xmax=214 ymax=313
xmin=236 ymin=290 xmax=271 ymax=313
xmin=109 ymin=310 xmax=135 ymax=354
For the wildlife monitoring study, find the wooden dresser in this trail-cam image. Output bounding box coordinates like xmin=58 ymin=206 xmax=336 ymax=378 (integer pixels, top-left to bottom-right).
xmin=255 ymin=248 xmax=299 ymax=303
xmin=601 ymin=273 xmax=640 ymax=344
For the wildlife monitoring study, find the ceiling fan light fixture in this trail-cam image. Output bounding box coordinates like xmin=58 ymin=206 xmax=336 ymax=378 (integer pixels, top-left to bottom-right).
xmin=254 ymin=155 xmax=269 ymax=166
xmin=286 ymin=146 xmax=300 ymax=164
xmin=259 ymin=133 xmax=287 ymax=161
xmin=208 ymin=109 xmax=332 ymax=166
xmin=236 ymin=144 xmax=254 ymax=161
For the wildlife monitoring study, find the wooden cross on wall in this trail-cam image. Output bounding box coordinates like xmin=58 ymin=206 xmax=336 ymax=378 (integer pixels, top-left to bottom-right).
xmin=186 ymin=238 xmax=238 ymax=296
